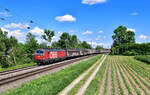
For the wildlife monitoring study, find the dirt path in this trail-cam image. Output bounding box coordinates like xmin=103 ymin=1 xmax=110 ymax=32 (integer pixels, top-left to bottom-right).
xmin=75 ymin=55 xmax=107 ymax=95
xmin=58 ymin=55 xmax=105 ymax=95
xmin=115 ymin=58 xmax=129 ymax=95
xmin=121 ymin=64 xmax=145 ymax=95
xmin=99 ymin=62 xmax=108 ymax=95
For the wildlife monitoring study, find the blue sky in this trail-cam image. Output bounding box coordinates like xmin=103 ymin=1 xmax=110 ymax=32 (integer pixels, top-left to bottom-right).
xmin=0 ymin=0 xmax=150 ymax=48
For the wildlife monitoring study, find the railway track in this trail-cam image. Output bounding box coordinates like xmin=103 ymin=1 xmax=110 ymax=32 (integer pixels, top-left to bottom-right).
xmin=0 ymin=55 xmax=97 ymax=86
xmin=0 ymin=65 xmax=37 ymax=76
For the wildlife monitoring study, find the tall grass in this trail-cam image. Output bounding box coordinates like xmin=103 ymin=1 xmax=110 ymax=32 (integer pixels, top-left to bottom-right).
xmin=84 ymin=57 xmax=108 ymax=95
xmin=135 ymin=55 xmax=150 ymax=64
xmin=103 ymin=63 xmax=110 ymax=95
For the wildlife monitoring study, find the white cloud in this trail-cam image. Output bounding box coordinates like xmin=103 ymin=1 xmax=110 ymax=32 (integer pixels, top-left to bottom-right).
xmin=96 ymin=36 xmax=101 ymax=40
xmin=82 ymin=30 xmax=93 ymax=35
xmin=56 ymin=14 xmax=76 ymax=22
xmin=104 ymin=36 xmax=106 ymax=39
xmin=3 ymin=23 xmax=29 ymax=29
xmin=1 ymin=27 xmax=25 ymax=39
xmin=29 ymin=27 xmax=44 ymax=36
xmin=88 ymin=41 xmax=104 ymax=47
xmin=0 ymin=12 xmax=11 ymax=16
xmin=98 ymin=30 xmax=103 ymax=34
xmin=82 ymin=0 xmax=106 ymax=5
xmin=57 ymin=31 xmax=63 ymax=36
xmin=127 ymin=28 xmax=136 ymax=32
xmin=139 ymin=35 xmax=147 ymax=40
xmin=8 ymin=30 xmax=25 ymax=38
xmin=131 ymin=12 xmax=138 ymax=16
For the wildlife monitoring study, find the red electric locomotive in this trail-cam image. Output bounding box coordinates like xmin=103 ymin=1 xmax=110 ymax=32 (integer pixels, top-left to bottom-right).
xmin=34 ymin=49 xmax=66 ymax=65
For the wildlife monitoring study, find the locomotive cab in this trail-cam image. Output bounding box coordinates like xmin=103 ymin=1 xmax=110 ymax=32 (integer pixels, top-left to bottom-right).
xmin=34 ymin=49 xmax=45 ymax=65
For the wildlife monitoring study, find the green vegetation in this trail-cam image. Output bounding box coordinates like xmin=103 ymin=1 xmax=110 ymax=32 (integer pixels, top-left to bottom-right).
xmin=0 ymin=62 xmax=36 ymax=72
xmin=111 ymin=25 xmax=135 ymax=55
xmin=117 ymin=64 xmax=133 ymax=95
xmin=42 ymin=29 xmax=55 ymax=46
xmin=117 ymin=56 xmax=150 ymax=95
xmin=0 ymin=29 xmax=37 ymax=68
xmin=103 ymin=63 xmax=110 ymax=95
xmin=96 ymin=46 xmax=104 ymax=50
xmin=84 ymin=56 xmax=150 ymax=95
xmin=111 ymin=63 xmax=116 ymax=95
xmin=115 ymin=63 xmax=125 ymax=95
xmin=84 ymin=57 xmax=107 ymax=95
xmin=1 ymin=55 xmax=101 ymax=95
xmin=122 ymin=63 xmax=148 ymax=94
xmin=68 ymin=56 xmax=101 ymax=95
xmin=111 ymin=25 xmax=150 ymax=55
xmin=135 ymin=55 xmax=150 ymax=64
xmin=51 ymin=32 xmax=92 ymax=49
xmin=120 ymin=64 xmax=141 ymax=95
xmin=125 ymin=57 xmax=150 ymax=79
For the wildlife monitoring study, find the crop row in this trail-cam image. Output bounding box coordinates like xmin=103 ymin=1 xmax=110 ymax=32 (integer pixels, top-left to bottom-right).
xmin=117 ymin=56 xmax=150 ymax=95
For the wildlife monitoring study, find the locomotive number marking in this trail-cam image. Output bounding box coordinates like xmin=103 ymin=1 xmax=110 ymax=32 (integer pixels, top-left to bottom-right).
xmin=50 ymin=52 xmax=57 ymax=58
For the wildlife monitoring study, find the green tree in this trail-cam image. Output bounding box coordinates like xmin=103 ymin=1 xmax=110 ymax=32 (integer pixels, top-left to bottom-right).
xmin=81 ymin=41 xmax=92 ymax=49
xmin=25 ymin=33 xmax=39 ymax=60
xmin=96 ymin=46 xmax=104 ymax=50
xmin=42 ymin=29 xmax=54 ymax=46
xmin=111 ymin=26 xmax=135 ymax=55
xmin=58 ymin=32 xmax=71 ymax=49
xmin=9 ymin=36 xmax=18 ymax=65
xmin=0 ymin=29 xmax=10 ymax=67
xmin=112 ymin=26 xmax=135 ymax=47
xmin=70 ymin=35 xmax=78 ymax=48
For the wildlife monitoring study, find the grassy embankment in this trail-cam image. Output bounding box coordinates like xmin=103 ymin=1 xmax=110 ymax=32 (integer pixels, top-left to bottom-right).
xmin=0 ymin=62 xmax=36 ymax=72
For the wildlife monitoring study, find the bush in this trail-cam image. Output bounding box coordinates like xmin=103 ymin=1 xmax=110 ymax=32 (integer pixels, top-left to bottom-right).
xmin=0 ymin=56 xmax=9 ymax=68
xmin=123 ymin=50 xmax=138 ymax=56
xmin=134 ymin=55 xmax=150 ymax=64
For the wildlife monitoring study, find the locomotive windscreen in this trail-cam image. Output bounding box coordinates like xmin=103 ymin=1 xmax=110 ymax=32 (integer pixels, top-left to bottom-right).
xmin=35 ymin=49 xmax=44 ymax=55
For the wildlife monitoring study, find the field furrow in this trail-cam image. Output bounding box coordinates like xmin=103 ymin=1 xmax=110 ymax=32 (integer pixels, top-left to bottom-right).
xmin=111 ymin=62 xmax=116 ymax=95
xmin=103 ymin=63 xmax=110 ymax=95
xmin=112 ymin=62 xmax=120 ymax=95
xmin=120 ymin=64 xmax=144 ymax=95
xmin=126 ymin=64 xmax=150 ymax=89
xmin=99 ymin=63 xmax=108 ymax=95
xmin=107 ymin=63 xmax=112 ymax=95
xmin=117 ymin=63 xmax=137 ymax=95
xmin=126 ymin=65 xmax=150 ymax=94
xmin=122 ymin=62 xmax=149 ymax=95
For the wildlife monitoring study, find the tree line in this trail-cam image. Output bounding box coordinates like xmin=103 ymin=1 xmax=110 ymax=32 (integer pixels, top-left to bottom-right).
xmin=111 ymin=25 xmax=150 ymax=55
xmin=0 ymin=29 xmax=103 ymax=68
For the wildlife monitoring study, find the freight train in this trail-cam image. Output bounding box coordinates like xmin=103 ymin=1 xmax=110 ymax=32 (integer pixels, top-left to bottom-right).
xmin=33 ymin=48 xmax=110 ymax=65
